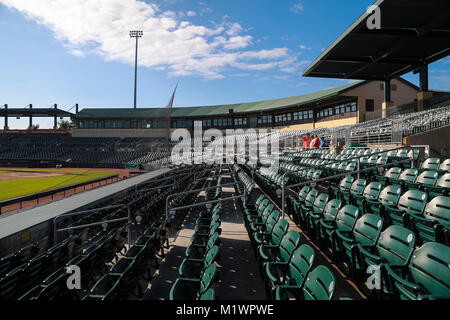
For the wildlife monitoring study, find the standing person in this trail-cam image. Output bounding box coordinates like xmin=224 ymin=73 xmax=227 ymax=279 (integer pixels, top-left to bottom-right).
xmin=301 ymin=133 xmax=312 ymax=149
xmin=320 ymin=137 xmax=327 ymax=149
xmin=311 ymin=135 xmax=321 ymax=149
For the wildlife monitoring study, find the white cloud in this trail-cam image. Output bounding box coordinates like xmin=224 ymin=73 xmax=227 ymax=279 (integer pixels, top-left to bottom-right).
xmin=298 ymin=44 xmax=312 ymax=50
xmin=186 ymin=11 xmax=196 ymax=17
xmin=0 ymin=0 xmax=302 ymax=79
xmin=290 ymin=2 xmax=304 ymax=14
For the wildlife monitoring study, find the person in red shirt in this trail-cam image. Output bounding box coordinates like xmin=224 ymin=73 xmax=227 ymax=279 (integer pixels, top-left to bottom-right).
xmin=311 ymin=135 xmax=321 ymax=149
xmin=300 ymin=133 xmax=312 ymax=149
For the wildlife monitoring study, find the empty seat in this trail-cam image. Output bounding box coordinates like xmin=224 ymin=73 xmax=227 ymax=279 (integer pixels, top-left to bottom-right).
xmin=404 ymin=196 xmax=450 ymax=245
xmin=383 ymin=190 xmax=427 ymax=227
xmin=385 ymin=242 xmax=450 ymax=300
xmin=274 ymin=265 xmax=335 ymax=300
xmin=265 ymin=244 xmax=315 ymax=299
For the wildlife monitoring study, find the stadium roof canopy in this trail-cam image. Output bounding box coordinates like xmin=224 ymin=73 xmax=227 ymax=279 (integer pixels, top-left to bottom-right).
xmin=0 ymin=108 xmax=73 ymax=117
xmin=303 ymin=0 xmax=450 ymax=81
xmin=76 ymin=80 xmax=368 ymax=119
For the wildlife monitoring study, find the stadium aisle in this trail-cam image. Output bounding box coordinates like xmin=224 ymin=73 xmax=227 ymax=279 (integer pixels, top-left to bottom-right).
xmin=144 ymin=175 xmax=265 ymax=300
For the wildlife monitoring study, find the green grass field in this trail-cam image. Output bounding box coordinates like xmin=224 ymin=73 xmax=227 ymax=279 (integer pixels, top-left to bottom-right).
xmin=0 ymin=168 xmax=116 ymax=201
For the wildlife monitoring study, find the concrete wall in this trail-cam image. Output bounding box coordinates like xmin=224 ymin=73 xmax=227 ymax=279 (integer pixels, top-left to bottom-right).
xmin=404 ymin=124 xmax=450 ymax=159
xmin=341 ymin=79 xmax=418 ymax=123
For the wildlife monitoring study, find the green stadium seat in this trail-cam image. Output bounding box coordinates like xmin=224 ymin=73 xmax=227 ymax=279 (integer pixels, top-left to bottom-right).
xmin=317 ymin=199 xmax=342 ymax=245
xmin=377 ymin=167 xmax=402 ymax=186
xmin=385 ymin=242 xmax=450 ymax=300
xmin=438 ymin=159 xmax=450 ymax=174
xmin=329 ymin=205 xmax=360 ymax=256
xmin=265 ymin=244 xmax=315 ymax=299
xmin=413 ymin=171 xmax=439 ymax=190
xmin=383 ymin=190 xmax=427 ymax=227
xmin=348 ymin=179 xmax=367 ymax=206
xmin=421 ymin=158 xmax=441 ymax=172
xmin=297 ymin=188 xmax=319 ymax=227
xmin=397 ymin=168 xmax=419 ymax=190
xmin=185 ymin=232 xmax=220 ymax=260
xmin=359 ymin=182 xmax=383 ymax=214
xmin=335 ymin=214 xmax=383 ymax=273
xmin=197 ymin=288 xmax=215 ymax=300
xmin=178 ymin=246 xmax=219 ymax=279
xmin=305 ymin=193 xmax=330 ymax=238
xmin=83 ymin=273 xmax=121 ymax=300
xmin=357 ymin=225 xmax=415 ymax=295
xmin=254 ymin=218 xmax=289 ymax=249
xmin=250 ymin=208 xmax=278 ymax=237
xmin=330 ymin=176 xmax=354 ymax=200
xmin=367 ymin=185 xmax=402 ymax=216
xmin=425 ymin=173 xmax=450 ymax=199
xmin=404 ymin=196 xmax=450 ymax=245
xmin=109 ymin=257 xmax=139 ymax=298
xmin=258 ymin=230 xmax=301 ymax=266
xmin=274 ymin=265 xmax=335 ymax=300
xmin=169 ymin=263 xmax=217 ymax=300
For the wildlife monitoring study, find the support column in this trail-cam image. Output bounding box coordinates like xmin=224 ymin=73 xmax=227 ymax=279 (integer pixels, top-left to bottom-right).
xmin=53 ymin=104 xmax=58 ymax=130
xmin=382 ymin=79 xmax=393 ymax=119
xmin=417 ymin=65 xmax=432 ymax=111
xmin=29 ymin=104 xmax=33 ymax=129
xmin=3 ymin=104 xmax=8 ymax=130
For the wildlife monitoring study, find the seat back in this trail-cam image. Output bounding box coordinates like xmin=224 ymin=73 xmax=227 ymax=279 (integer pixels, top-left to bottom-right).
xmin=350 ymin=179 xmax=367 ymax=197
xmin=384 ymin=167 xmax=402 ymax=180
xmin=313 ymin=193 xmax=329 ymax=214
xmin=396 ymin=149 xmax=408 ymax=159
xmin=322 ymin=199 xmax=342 ymax=222
xmin=353 ymin=214 xmax=383 ymax=246
xmin=261 ymin=204 xmax=275 ymax=223
xmin=335 ymin=205 xmax=360 ymax=233
xmin=408 ymin=242 xmax=450 ymax=298
xmin=345 ymin=161 xmax=357 ymax=172
xmin=436 ymin=173 xmax=450 ymax=189
xmin=421 ymin=158 xmax=441 ymax=171
xmin=363 ymin=182 xmax=383 ymax=200
xmin=439 ymin=159 xmax=450 ymax=173
xmin=265 ymin=211 xmax=281 ymax=233
xmin=378 ymin=185 xmax=402 ymax=207
xmin=255 ymin=195 xmax=265 ymax=208
xmin=399 ymin=168 xmax=419 ymax=184
xmin=258 ymin=199 xmax=270 ymax=214
xmin=199 ymin=263 xmax=217 ymax=295
xmin=397 ymin=190 xmax=428 ymax=215
xmin=416 ymin=171 xmax=439 ymax=187
xmin=424 ymin=196 xmax=450 ymax=224
xmin=203 ymin=246 xmax=220 ymax=268
xmin=302 ymin=265 xmax=335 ymax=300
xmin=270 ymin=219 xmax=289 ymax=247
xmin=377 ymin=225 xmax=416 ymax=266
xmin=304 ymin=189 xmax=319 ymax=208
xmin=287 ymin=244 xmax=315 ymax=287
xmin=298 ymin=186 xmax=311 ymax=202
xmin=339 ymin=176 xmax=354 ymax=193
xmin=278 ymin=231 xmax=301 ymax=263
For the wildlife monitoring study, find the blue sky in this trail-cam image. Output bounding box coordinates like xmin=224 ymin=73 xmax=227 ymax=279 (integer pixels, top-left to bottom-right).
xmin=0 ymin=0 xmax=448 ymax=129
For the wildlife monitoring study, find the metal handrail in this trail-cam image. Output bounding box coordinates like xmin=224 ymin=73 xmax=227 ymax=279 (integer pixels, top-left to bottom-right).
xmin=165 ymin=181 xmax=246 ymax=221
xmin=52 ymin=204 xmax=129 ymax=245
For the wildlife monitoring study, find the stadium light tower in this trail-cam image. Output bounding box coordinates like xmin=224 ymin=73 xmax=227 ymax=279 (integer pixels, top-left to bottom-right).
xmin=129 ymin=30 xmax=143 ymax=109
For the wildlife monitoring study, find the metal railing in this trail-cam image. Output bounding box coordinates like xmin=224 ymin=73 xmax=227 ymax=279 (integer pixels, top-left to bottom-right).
xmin=165 ymin=181 xmax=246 ymax=221
xmin=53 ymin=204 xmax=130 ymax=246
